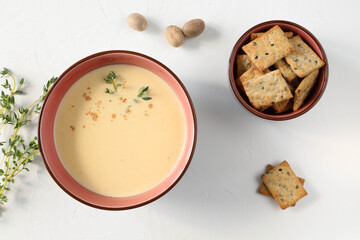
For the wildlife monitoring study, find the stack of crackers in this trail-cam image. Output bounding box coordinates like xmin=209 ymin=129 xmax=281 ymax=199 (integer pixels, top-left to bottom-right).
xmin=235 ymin=25 xmax=325 ymax=113
xmin=259 ymin=161 xmax=307 ymax=209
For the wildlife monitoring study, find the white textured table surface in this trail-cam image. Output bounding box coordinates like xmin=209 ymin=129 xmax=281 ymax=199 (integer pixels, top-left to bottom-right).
xmin=1 ymin=0 xmax=360 ymax=239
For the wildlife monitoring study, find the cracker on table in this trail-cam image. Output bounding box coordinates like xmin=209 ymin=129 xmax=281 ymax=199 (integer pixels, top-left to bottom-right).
xmin=236 ymin=65 xmax=264 ymax=93
xmin=236 ymin=54 xmax=253 ymax=77
xmin=258 ymin=164 xmax=277 ymax=198
xmin=243 ymin=70 xmax=293 ymax=111
xmin=293 ymin=69 xmax=319 ymax=111
xmin=261 ymin=161 xmax=307 ymax=210
xmin=267 ymin=164 xmax=305 ymax=185
xmin=285 ymin=35 xmax=325 ymax=78
xmin=259 ymin=164 xmax=305 ymax=203
xmin=242 ymin=25 xmax=295 ymax=71
xmin=250 ymin=31 xmax=294 ymax=41
xmin=274 ymin=58 xmax=297 ymax=82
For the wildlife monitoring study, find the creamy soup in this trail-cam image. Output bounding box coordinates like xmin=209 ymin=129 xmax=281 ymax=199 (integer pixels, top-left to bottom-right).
xmin=54 ymin=65 xmax=186 ymax=197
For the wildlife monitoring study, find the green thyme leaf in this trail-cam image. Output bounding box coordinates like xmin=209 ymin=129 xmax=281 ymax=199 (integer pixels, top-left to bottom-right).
xmin=0 ymin=68 xmax=10 ymax=76
xmin=104 ymin=71 xmax=123 ymax=94
xmin=137 ymin=86 xmax=149 ymax=97
xmin=136 ymin=86 xmax=152 ymax=102
xmin=0 ymin=68 xmax=56 ymax=206
xmin=104 ymin=71 xmax=116 ymax=84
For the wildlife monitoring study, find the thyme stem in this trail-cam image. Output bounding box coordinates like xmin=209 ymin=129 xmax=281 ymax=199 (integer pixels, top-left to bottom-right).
xmin=0 ymin=68 xmax=57 ymax=206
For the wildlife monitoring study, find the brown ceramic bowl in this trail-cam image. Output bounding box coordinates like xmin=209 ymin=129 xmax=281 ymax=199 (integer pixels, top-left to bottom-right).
xmin=229 ymin=20 xmax=328 ymax=120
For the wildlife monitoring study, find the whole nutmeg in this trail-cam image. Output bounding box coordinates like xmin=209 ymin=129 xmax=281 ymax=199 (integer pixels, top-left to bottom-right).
xmin=165 ymin=25 xmax=185 ymax=47
xmin=182 ymin=19 xmax=205 ymax=38
xmin=127 ymin=13 xmax=148 ymax=31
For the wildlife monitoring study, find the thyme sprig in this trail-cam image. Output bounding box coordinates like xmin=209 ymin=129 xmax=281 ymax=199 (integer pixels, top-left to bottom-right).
xmin=0 ymin=68 xmax=57 ymax=206
xmin=134 ymin=86 xmax=152 ymax=102
xmin=104 ymin=71 xmax=121 ymax=94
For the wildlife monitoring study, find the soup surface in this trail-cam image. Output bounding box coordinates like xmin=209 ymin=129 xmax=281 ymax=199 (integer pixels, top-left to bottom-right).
xmin=54 ymin=64 xmax=186 ymax=197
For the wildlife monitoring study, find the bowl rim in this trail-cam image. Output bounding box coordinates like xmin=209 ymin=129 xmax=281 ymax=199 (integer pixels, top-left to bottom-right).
xmin=228 ymin=20 xmax=329 ymax=120
xmin=38 ymin=50 xmax=197 ymax=210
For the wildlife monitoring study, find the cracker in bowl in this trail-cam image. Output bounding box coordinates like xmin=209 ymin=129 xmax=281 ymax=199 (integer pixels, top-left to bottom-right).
xmin=285 ymin=35 xmax=325 ymax=78
xmin=242 ymin=25 xmax=295 ymax=72
xmin=236 ymin=25 xmax=326 ymax=114
xmin=242 ymin=70 xmax=293 ymax=111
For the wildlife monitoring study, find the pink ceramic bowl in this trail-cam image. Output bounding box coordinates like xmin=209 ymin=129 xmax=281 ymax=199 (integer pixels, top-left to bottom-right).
xmin=39 ymin=50 xmax=197 ymax=210
xmin=229 ymin=20 xmax=328 ymax=120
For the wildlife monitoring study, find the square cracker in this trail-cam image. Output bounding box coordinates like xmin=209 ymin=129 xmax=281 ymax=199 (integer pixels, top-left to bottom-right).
xmin=236 ymin=65 xmax=264 ymax=94
xmin=272 ymin=83 xmax=295 ymax=113
xmin=261 ymin=161 xmax=307 ymax=210
xmin=239 ymin=65 xmax=263 ymax=84
xmin=285 ymin=35 xmax=325 ymax=78
xmin=242 ymin=25 xmax=295 ymax=71
xmin=259 ymin=164 xmax=305 ymax=203
xmin=272 ymin=99 xmax=290 ymax=114
xmin=293 ymin=69 xmax=319 ymax=111
xmin=278 ymin=98 xmax=294 ymax=114
xmin=243 ymin=70 xmax=293 ymax=111
xmin=236 ymin=54 xmax=253 ymax=77
xmin=274 ymin=58 xmax=297 ymax=82
xmin=250 ymin=31 xmax=294 ymax=41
